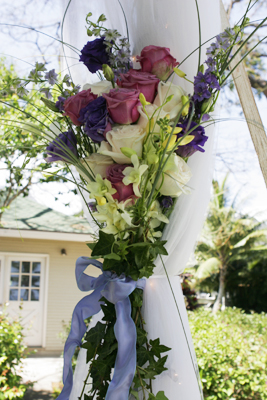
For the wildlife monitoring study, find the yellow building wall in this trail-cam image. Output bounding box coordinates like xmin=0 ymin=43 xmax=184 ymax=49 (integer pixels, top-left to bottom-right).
xmin=0 ymin=236 xmax=97 ymax=351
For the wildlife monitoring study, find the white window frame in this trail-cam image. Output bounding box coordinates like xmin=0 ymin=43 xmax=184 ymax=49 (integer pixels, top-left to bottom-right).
xmin=0 ymin=252 xmax=50 ymax=348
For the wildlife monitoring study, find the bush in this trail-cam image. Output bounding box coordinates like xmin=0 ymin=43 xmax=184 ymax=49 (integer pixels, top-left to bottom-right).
xmin=188 ymin=308 xmax=267 ymax=400
xmin=0 ymin=310 xmax=30 ymax=399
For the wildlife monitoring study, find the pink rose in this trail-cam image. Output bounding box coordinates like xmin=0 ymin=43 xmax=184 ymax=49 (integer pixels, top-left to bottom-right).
xmin=63 ymin=89 xmax=97 ymax=126
xmin=106 ymin=164 xmax=136 ymax=204
xmin=116 ymin=69 xmax=160 ymax=103
xmin=136 ymin=45 xmax=179 ymax=81
xmin=102 ymin=88 xmax=141 ymax=125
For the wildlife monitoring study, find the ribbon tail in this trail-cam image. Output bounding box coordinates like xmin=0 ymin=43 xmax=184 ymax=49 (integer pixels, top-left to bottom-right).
xmin=105 ymin=297 xmax=137 ymax=400
xmin=57 ymin=286 xmax=103 ymax=400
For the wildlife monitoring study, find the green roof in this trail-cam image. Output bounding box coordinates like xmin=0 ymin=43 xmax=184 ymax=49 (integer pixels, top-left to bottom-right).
xmin=1 ymin=196 xmax=93 ymax=234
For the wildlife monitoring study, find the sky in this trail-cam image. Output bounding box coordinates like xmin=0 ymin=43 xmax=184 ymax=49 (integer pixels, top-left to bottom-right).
xmin=0 ymin=0 xmax=267 ymax=220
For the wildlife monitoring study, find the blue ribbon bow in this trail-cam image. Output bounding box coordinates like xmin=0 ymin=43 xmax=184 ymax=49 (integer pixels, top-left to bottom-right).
xmin=57 ymin=257 xmax=146 ymax=400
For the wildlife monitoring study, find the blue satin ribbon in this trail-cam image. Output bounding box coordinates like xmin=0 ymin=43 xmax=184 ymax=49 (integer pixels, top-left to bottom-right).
xmin=57 ymin=256 xmax=145 ymax=400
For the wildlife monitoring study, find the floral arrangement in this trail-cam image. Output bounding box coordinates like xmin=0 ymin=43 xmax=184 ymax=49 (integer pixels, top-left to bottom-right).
xmin=0 ymin=5 xmax=263 ymax=400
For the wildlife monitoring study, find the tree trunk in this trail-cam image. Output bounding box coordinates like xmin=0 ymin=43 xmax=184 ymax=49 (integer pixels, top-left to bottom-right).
xmin=213 ymin=266 xmax=227 ymax=313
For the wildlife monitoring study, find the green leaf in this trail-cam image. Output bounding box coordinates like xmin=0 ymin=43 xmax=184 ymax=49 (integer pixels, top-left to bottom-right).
xmin=154 ymin=391 xmax=169 ymax=400
xmin=130 ymin=390 xmax=140 ymax=400
xmin=149 ymin=338 xmax=171 ymax=358
xmin=86 ymin=242 xmax=96 ymax=251
xmin=91 ymin=231 xmax=115 ymax=257
xmin=137 ymin=346 xmax=150 ymax=367
xmin=136 ymin=327 xmax=147 ymax=346
xmin=84 ymin=394 xmax=93 ymax=400
xmin=81 ymin=341 xmax=96 ymax=363
xmin=104 ymin=253 xmax=121 ymax=261
xmin=196 ymin=258 xmax=221 ymax=280
xmin=84 ymin=322 xmax=105 ymax=348
xmin=40 ymin=97 xmax=60 ymax=112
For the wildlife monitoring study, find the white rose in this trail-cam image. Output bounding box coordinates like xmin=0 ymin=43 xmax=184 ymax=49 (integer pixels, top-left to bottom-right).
xmin=137 ymin=104 xmax=168 ymax=133
xmin=98 ymin=125 xmax=146 ymax=164
xmin=83 ymin=81 xmax=112 ymax=96
xmin=156 ymin=154 xmax=192 ymax=197
xmin=153 ymin=81 xmax=186 ymax=120
xmin=76 ymin=153 xmax=114 ymax=182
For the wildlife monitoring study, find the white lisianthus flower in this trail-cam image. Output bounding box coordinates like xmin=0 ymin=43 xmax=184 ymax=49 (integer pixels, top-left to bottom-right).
xmin=137 ymin=104 xmax=168 ymax=133
xmin=122 ymin=154 xmax=148 ymax=197
xmin=83 ymin=80 xmax=113 ymax=96
xmin=153 ymin=81 xmax=186 ymax=120
xmin=147 ymin=200 xmax=169 ymax=229
xmin=98 ymin=125 xmax=146 ymax=164
xmin=156 ymin=154 xmax=192 ymax=197
xmin=76 ymin=154 xmax=114 ymax=182
xmin=87 ymin=174 xmax=117 ymax=199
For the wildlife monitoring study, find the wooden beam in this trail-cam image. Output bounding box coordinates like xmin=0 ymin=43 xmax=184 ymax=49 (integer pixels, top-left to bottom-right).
xmin=220 ymin=0 xmax=267 ymax=187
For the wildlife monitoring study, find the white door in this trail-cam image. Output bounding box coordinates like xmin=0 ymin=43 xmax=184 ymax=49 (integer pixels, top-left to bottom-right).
xmin=4 ymin=255 xmax=47 ymax=347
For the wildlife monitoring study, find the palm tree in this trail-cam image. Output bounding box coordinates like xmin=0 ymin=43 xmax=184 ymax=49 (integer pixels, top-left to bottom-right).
xmin=195 ymin=176 xmax=267 ymax=313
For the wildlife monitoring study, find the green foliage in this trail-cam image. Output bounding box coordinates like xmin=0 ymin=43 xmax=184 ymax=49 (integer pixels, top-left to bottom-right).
xmin=91 ymin=230 xmax=168 ymax=281
xmin=189 ymin=308 xmax=267 ymax=400
xmin=0 ymin=311 xmax=31 ymax=399
xmin=0 ymin=58 xmax=72 ymax=222
xmin=194 ymin=177 xmax=267 ymax=310
xmin=80 ymin=290 xmax=170 ymax=400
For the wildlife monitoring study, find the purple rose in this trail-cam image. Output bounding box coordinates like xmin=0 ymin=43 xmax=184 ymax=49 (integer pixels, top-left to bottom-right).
xmin=102 ymin=88 xmax=141 ymax=125
xmin=80 ymin=38 xmax=110 ymax=74
xmin=106 ymin=164 xmax=136 ymax=204
xmin=116 ymin=69 xmax=159 ymax=103
xmin=175 ymin=121 xmax=208 ymax=158
xmin=46 ymin=130 xmax=78 ymax=162
xmin=78 ymin=96 xmax=110 ymax=143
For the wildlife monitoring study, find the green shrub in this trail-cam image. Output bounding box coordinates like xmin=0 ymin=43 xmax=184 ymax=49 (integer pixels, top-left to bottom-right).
xmin=188 ymin=308 xmax=267 ymax=399
xmin=0 ymin=310 xmax=30 ymax=399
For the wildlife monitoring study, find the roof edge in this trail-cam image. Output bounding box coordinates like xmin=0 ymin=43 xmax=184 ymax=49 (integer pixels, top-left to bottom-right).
xmin=0 ymin=228 xmax=94 ymax=243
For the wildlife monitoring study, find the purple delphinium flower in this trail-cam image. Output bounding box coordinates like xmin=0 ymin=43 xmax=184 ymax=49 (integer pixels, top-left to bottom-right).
xmin=55 ymin=96 xmax=66 ymax=112
xmin=46 ymin=130 xmax=78 ymax=162
xmin=205 ymin=57 xmax=216 ymax=71
xmin=207 ymin=73 xmax=220 ymax=90
xmin=175 ymin=121 xmax=208 ymax=158
xmin=88 ymin=202 xmax=97 ymax=213
xmin=161 ymin=196 xmax=173 ymax=209
xmin=193 ymin=84 xmax=211 ymax=102
xmin=80 ymin=37 xmax=110 ymax=74
xmin=45 ymin=69 xmax=58 ymax=85
xmin=40 ymin=87 xmax=52 ymax=99
xmin=78 ymin=96 xmax=109 ymax=142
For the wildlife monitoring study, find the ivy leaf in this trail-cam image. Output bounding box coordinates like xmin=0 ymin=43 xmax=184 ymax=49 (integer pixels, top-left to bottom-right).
xmin=41 ymin=97 xmax=60 ymax=112
xmin=84 ymin=322 xmax=105 ymax=347
xmin=91 ymin=231 xmax=115 ymax=257
xmin=138 ymin=265 xmax=154 ymax=279
xmin=104 ymin=253 xmax=121 ymax=261
xmin=136 ymin=327 xmax=147 ymax=346
xmin=130 ymin=389 xmax=140 ymax=400
xmin=84 ymin=394 xmax=93 ymax=400
xmin=151 ymin=240 xmax=168 ymax=256
xmin=81 ymin=341 xmax=96 ymax=363
xmin=150 ymin=338 xmax=171 ymax=358
xmin=137 ymin=346 xmax=150 ymax=367
xmin=86 ymin=242 xmax=96 ymax=251
xmin=149 ymin=391 xmax=168 ymax=400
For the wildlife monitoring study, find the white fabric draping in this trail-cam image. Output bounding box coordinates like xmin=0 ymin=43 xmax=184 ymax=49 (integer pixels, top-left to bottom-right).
xmin=61 ymin=1 xmax=221 ymax=399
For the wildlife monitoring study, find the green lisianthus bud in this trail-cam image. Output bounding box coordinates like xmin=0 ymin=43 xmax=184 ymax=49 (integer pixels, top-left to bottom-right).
xmin=173 ymin=67 xmax=187 ymax=78
xmin=120 ymin=147 xmax=137 ymax=159
xmin=181 ymin=95 xmax=190 ymax=116
xmin=102 ymin=64 xmax=114 ymax=82
xmin=201 ymin=95 xmax=213 ymax=114
xmin=198 ymin=64 xmax=205 ymax=74
xmin=139 ymin=92 xmax=150 ymax=107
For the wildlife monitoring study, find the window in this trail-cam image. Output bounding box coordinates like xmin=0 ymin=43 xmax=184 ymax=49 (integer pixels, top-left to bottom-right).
xmin=9 ymin=260 xmax=41 ymax=302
